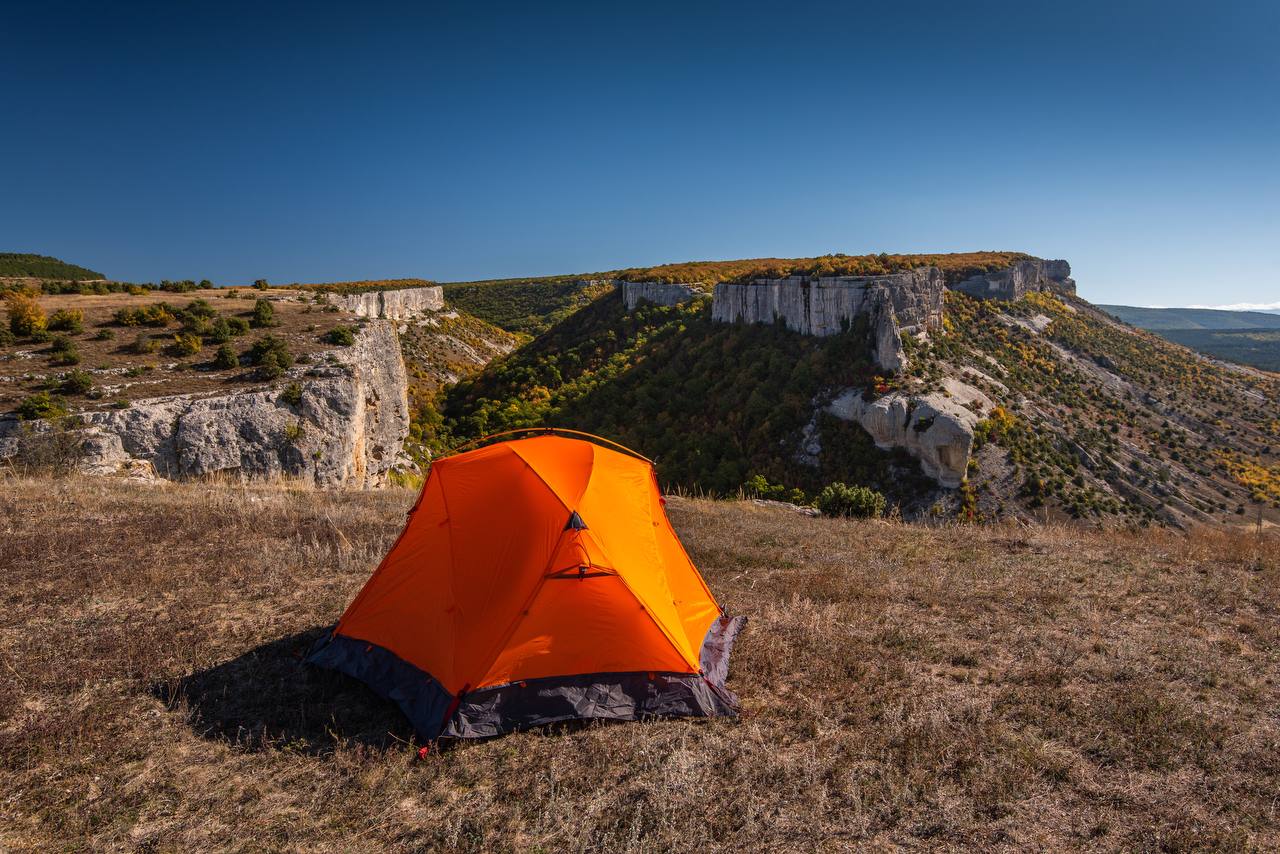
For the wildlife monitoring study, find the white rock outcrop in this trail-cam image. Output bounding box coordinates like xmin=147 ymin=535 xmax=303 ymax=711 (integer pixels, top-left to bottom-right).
xmin=0 ymin=321 xmax=410 ymax=487
xmin=824 ymin=379 xmax=993 ymax=488
xmin=711 ymin=268 xmax=944 ymax=372
xmin=951 ymin=258 xmax=1074 ymax=301
xmin=620 ymin=281 xmax=704 ymax=310
xmin=325 ymin=286 xmax=444 ymax=319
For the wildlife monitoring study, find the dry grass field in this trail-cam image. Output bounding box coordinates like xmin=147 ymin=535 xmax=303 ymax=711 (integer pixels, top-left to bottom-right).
xmin=1 ymin=476 xmax=1278 ymax=851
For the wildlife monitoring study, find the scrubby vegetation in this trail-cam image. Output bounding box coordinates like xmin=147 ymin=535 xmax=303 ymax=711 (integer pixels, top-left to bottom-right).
xmin=442 ymin=277 xmax=614 ymax=336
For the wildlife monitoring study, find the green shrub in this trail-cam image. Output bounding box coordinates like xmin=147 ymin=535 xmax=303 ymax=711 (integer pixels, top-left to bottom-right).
xmin=93 ymin=328 xmax=115 ymax=341
xmin=212 ymin=343 xmax=239 ymax=369
xmin=48 ymin=335 xmax=80 ymax=365
xmin=170 ymin=333 xmax=202 ymax=357
xmin=280 ymin=382 xmax=303 ymax=406
xmin=59 ymin=370 xmax=93 ymax=395
xmin=30 ymin=328 xmax=53 ymax=343
xmin=16 ymin=391 xmax=67 ymax=421
xmin=251 ymin=298 xmax=276 ymax=328
xmin=47 ymin=308 xmax=84 ymax=333
xmin=253 ymin=279 xmax=270 ymax=290
xmin=742 ymin=473 xmax=808 ymax=505
xmin=0 ymin=328 xmax=14 ymax=347
xmin=816 ymin=482 xmax=887 ymax=519
xmin=114 ymin=303 xmax=175 ymax=327
xmin=250 ymin=335 xmax=293 ymax=380
xmin=282 ymin=421 xmax=305 ymax=444
xmin=226 ymin=316 xmax=250 ymax=336
xmin=325 ymin=325 xmax=356 ymax=346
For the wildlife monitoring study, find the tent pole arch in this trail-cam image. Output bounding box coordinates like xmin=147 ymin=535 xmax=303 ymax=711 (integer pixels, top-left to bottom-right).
xmin=441 ymin=427 xmax=654 ymax=465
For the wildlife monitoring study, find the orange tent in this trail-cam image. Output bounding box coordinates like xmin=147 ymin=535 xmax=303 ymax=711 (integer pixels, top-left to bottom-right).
xmin=308 ymin=430 xmax=744 ymax=740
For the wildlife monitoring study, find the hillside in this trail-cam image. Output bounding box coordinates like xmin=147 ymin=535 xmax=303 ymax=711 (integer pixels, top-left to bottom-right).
xmin=437 ymin=274 xmax=1280 ymax=527
xmin=1101 ymin=305 xmax=1280 ymax=372
xmin=1100 ymin=305 xmax=1280 ymax=331
xmin=441 ymin=276 xmax=614 ymax=337
xmin=2 ymin=474 xmax=1276 ymax=850
xmin=0 ymin=253 xmax=104 ymax=281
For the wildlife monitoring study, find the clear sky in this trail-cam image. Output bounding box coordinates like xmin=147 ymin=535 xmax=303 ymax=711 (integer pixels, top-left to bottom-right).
xmin=3 ymin=1 xmax=1277 ymax=308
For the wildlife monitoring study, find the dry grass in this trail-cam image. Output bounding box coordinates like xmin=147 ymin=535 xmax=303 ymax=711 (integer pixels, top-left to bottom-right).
xmin=1 ymin=477 xmax=1278 ymax=852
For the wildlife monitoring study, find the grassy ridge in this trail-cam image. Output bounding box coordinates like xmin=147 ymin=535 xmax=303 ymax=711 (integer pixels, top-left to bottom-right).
xmin=0 ymin=253 xmax=104 ymax=280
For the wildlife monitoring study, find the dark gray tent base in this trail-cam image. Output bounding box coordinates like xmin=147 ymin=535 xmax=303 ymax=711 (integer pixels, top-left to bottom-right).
xmin=307 ymin=615 xmax=745 ymax=741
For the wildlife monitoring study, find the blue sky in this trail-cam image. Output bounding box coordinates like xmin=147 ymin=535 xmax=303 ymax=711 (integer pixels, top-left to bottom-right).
xmin=2 ymin=1 xmax=1277 ymax=308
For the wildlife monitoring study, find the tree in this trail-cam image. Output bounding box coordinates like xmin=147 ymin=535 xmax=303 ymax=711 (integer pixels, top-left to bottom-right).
xmin=253 ymin=279 xmax=270 ymax=290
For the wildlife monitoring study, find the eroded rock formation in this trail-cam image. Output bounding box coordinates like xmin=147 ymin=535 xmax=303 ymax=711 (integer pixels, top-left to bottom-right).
xmin=620 ymin=281 xmax=704 ymax=310
xmin=951 ymin=258 xmax=1074 ymax=301
xmin=0 ymin=321 xmax=410 ymax=487
xmin=819 ymin=378 xmax=994 ymax=488
xmin=325 ymin=286 xmax=444 ymax=319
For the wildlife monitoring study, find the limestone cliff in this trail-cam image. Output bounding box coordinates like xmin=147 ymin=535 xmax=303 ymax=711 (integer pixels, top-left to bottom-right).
xmin=620 ymin=281 xmax=704 ymax=310
xmin=711 ymin=268 xmax=945 ymax=371
xmin=0 ymin=321 xmax=409 ymax=487
xmin=951 ymin=258 xmax=1074 ymax=301
xmin=325 ymin=286 xmax=444 ymax=319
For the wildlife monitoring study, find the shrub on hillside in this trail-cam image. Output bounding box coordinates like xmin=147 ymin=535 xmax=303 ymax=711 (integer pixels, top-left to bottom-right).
xmin=5 ymin=291 xmax=46 ymax=337
xmin=249 ymin=335 xmax=293 ymax=380
xmin=170 ymin=333 xmax=202 ymax=357
xmin=47 ymin=308 xmax=84 ymax=333
xmin=59 ymin=370 xmax=93 ymax=395
xmin=280 ymin=382 xmax=303 ymax=406
xmin=48 ymin=335 xmax=80 ymax=366
xmin=251 ymin=298 xmax=276 ymax=328
xmin=816 ymin=482 xmax=887 ymax=518
xmin=114 ymin=303 xmax=175 ymax=327
xmin=93 ymin=328 xmax=115 ymax=341
xmin=253 ymin=279 xmax=270 ymax=290
xmin=742 ymin=474 xmax=808 ymax=505
xmin=16 ymin=391 xmax=67 ymax=421
xmin=129 ymin=333 xmax=159 ymax=355
xmin=212 ymin=344 xmax=239 ymax=369
xmin=325 ymin=325 xmax=355 ymax=346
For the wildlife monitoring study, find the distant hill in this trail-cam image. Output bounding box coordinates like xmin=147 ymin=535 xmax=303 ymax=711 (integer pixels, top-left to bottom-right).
xmin=433 ymin=269 xmax=1280 ymax=527
xmin=441 ymin=276 xmax=614 ymax=338
xmin=1100 ymin=304 xmax=1280 ymax=330
xmin=1100 ymin=304 xmax=1280 ymax=371
xmin=0 ymin=253 xmax=104 ymax=281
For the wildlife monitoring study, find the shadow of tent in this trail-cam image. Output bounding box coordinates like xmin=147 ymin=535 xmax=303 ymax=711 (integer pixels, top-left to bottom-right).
xmin=151 ymin=626 xmax=415 ymax=755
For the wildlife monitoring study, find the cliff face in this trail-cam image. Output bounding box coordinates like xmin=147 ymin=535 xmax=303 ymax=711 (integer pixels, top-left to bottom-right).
xmin=711 ymin=268 xmax=945 ymax=371
xmin=0 ymin=321 xmax=409 ymax=487
xmin=951 ymin=258 xmax=1074 ymax=301
xmin=620 ymin=281 xmax=704 ymax=310
xmin=326 ymin=286 xmax=445 ymax=319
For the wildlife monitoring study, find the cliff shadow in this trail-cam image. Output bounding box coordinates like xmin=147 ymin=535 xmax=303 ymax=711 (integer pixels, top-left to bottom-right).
xmin=152 ymin=626 xmax=416 ymax=756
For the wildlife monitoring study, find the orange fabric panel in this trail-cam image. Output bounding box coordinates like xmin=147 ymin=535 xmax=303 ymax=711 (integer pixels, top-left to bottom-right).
xmin=576 ymin=446 xmax=700 ymax=670
xmin=507 ymin=435 xmax=595 ymax=510
xmin=648 ymin=478 xmax=721 ymax=652
xmin=336 ymin=470 xmax=459 ymax=687
xmin=479 ymin=571 xmax=694 ymax=687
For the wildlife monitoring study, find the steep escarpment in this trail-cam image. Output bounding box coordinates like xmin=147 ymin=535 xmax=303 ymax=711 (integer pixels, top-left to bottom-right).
xmin=620 ymin=281 xmax=704 ymax=310
xmin=324 ymin=286 xmax=444 ymax=319
xmin=951 ymin=257 xmax=1074 ymax=300
xmin=711 ymin=268 xmax=945 ymax=371
xmin=1 ymin=321 xmax=410 ymax=487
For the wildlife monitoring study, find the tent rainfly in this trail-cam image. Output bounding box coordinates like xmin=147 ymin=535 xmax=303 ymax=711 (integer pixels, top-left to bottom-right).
xmin=307 ymin=430 xmax=745 ymax=740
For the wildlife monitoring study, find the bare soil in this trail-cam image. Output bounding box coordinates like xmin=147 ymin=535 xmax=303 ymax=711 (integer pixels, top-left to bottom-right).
xmin=1 ymin=476 xmax=1277 ymax=851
